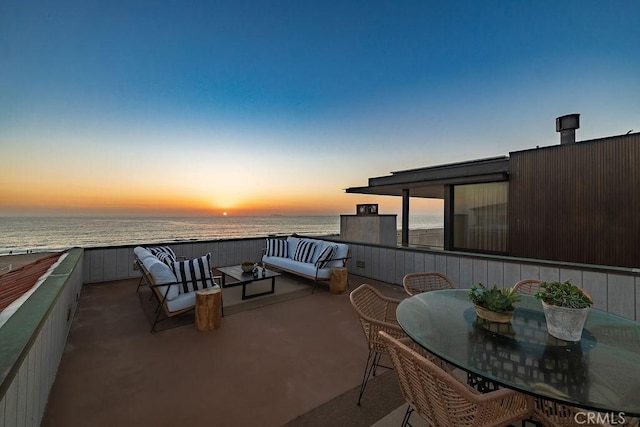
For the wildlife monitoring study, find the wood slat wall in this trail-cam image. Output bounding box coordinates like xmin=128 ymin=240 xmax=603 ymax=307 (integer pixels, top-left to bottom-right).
xmin=83 ymin=239 xmax=640 ymax=320
xmin=508 ymin=133 xmax=640 ymax=269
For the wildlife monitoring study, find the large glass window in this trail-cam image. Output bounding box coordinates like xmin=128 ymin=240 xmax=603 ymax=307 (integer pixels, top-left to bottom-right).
xmin=453 ymin=182 xmax=508 ymax=253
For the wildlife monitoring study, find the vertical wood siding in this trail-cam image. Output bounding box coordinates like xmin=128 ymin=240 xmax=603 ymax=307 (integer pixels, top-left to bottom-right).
xmin=508 ymin=134 xmax=640 ymax=269
xmin=83 ymin=240 xmax=639 ymax=321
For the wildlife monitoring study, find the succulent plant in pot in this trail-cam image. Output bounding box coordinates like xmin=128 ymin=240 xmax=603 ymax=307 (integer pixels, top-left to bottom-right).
xmin=241 ymin=261 xmax=255 ymax=273
xmin=534 ymin=280 xmax=593 ymax=341
xmin=468 ymin=283 xmax=521 ymax=323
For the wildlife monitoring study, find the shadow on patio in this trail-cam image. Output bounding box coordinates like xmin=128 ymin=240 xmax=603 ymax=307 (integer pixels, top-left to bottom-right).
xmin=42 ymin=274 xmax=409 ymax=427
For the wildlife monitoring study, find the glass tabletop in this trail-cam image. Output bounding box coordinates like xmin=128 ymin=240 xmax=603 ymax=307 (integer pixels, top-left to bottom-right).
xmin=396 ymin=289 xmax=640 ymax=417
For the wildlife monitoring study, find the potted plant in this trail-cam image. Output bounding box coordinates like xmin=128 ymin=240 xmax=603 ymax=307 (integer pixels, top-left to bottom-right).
xmin=534 ymin=280 xmax=593 ymax=341
xmin=468 ymin=283 xmax=521 ymax=323
xmin=241 ymin=261 xmax=255 ymax=273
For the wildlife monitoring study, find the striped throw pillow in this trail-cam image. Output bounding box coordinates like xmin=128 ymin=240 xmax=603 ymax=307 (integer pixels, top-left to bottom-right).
xmin=173 ymin=253 xmax=218 ymax=294
xmin=315 ymin=245 xmax=337 ymax=268
xmin=266 ymin=238 xmax=288 ymax=257
xmin=154 ymin=251 xmax=175 ymax=266
xmin=148 ymin=246 xmax=177 ymax=263
xmin=293 ymin=240 xmax=317 ymax=263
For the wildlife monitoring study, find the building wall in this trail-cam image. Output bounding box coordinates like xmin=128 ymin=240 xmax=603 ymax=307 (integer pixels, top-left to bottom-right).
xmin=340 ymin=214 xmax=397 ymax=246
xmin=508 ymin=133 xmax=640 ymax=269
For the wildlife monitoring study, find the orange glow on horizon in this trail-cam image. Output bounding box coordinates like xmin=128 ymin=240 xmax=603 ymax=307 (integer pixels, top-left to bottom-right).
xmin=0 ymin=167 xmax=443 ymax=216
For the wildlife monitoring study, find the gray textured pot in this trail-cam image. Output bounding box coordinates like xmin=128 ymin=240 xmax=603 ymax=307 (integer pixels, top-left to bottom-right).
xmin=541 ymin=301 xmax=589 ymax=341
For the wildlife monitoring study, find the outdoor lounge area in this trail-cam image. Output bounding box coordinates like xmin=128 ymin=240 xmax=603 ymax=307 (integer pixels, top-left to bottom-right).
xmin=2 ymin=236 xmax=640 ymax=427
xmin=40 ymin=272 xmax=412 ymax=427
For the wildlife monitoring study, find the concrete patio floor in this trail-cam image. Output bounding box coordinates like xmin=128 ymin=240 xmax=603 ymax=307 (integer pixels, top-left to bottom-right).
xmin=41 ymin=274 xmax=408 ymax=427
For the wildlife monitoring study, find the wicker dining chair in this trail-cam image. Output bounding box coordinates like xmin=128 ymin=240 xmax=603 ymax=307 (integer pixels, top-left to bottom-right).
xmin=531 ymin=387 xmax=629 ymax=427
xmin=378 ymin=331 xmax=534 ymax=427
xmin=513 ymin=279 xmax=542 ymax=295
xmin=349 ymin=284 xmax=407 ymax=406
xmin=402 ymin=272 xmax=456 ymax=296
xmin=514 ymin=279 xmax=594 ymax=302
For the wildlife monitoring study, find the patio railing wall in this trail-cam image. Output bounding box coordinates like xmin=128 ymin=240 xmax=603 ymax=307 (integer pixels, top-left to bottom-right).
xmin=0 ymin=248 xmax=84 ymax=427
xmin=83 ymin=237 xmax=639 ymax=321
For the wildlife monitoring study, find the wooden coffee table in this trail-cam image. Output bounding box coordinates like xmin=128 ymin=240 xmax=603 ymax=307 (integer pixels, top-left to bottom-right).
xmin=217 ymin=265 xmax=281 ymax=300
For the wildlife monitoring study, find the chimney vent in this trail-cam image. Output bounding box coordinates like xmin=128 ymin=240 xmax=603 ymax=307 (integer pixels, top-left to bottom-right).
xmin=556 ymin=114 xmax=580 ymax=144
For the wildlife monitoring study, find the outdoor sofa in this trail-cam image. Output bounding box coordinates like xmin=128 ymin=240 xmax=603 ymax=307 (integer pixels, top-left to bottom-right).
xmin=133 ymin=246 xmax=221 ymax=332
xmin=261 ymin=235 xmax=350 ymax=292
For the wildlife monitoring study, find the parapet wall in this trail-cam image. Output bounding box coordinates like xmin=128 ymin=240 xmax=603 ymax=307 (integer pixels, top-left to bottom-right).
xmin=0 ymin=248 xmax=84 ymax=427
xmin=82 ymin=237 xmax=639 ymax=321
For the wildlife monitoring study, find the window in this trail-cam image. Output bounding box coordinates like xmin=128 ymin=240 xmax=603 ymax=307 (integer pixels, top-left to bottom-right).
xmin=453 ymin=182 xmax=508 ymax=253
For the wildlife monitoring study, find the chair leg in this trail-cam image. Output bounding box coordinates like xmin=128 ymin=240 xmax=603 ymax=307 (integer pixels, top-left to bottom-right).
xmin=357 ymin=350 xmax=380 ymax=405
xmin=371 ymin=351 xmax=382 ymax=377
xmin=401 ymin=405 xmax=413 ymax=427
xmin=151 ymin=308 xmax=162 ymax=333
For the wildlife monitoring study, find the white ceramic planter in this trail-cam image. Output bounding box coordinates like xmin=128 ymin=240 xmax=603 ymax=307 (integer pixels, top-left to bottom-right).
xmin=541 ymin=301 xmax=589 ymax=341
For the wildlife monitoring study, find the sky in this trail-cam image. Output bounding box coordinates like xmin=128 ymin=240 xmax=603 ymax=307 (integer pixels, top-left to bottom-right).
xmin=1 ymin=0 xmax=639 ymax=217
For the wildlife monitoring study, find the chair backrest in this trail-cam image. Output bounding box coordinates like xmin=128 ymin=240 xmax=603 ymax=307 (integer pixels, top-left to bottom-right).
xmin=379 ymin=331 xmax=534 ymax=427
xmin=403 ymin=272 xmax=455 ymax=296
xmin=513 ymin=279 xmax=542 ymax=295
xmin=349 ymin=284 xmax=404 ymax=353
xmin=379 ymin=331 xmax=489 ymax=426
xmin=514 ymin=279 xmax=593 ymax=303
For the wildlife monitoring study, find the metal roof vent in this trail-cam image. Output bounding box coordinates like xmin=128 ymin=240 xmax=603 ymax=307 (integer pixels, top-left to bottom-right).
xmin=556 ymin=114 xmax=580 ymax=144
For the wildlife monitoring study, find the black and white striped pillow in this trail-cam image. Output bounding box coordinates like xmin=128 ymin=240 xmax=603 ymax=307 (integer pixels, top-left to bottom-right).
xmin=315 ymin=245 xmax=337 ymax=268
xmin=173 ymin=253 xmax=217 ymax=294
xmin=266 ymin=238 xmax=288 ymax=257
xmin=154 ymin=251 xmax=175 ymax=266
xmin=148 ymin=246 xmax=177 ymax=263
xmin=293 ymin=240 xmax=317 ymax=263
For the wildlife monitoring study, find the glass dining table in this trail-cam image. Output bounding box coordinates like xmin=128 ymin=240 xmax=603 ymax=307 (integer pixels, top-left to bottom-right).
xmin=396 ymin=289 xmax=640 ymax=418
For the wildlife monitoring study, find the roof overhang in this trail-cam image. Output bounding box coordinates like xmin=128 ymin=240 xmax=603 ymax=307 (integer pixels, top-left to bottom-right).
xmin=345 ymin=156 xmax=510 ymax=198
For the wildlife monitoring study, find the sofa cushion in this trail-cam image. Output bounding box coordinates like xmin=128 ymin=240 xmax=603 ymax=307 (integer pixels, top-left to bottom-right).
xmin=315 ymin=244 xmax=337 ymax=268
xmin=141 ymin=256 xmax=180 ymax=301
xmin=165 ymin=291 xmax=196 ymax=313
xmin=266 ymin=238 xmax=288 ymax=257
xmin=293 ymin=240 xmax=316 ymax=263
xmin=262 ymin=255 xmax=332 ymax=280
xmin=134 ymin=246 xmax=155 ymax=262
xmin=173 ymin=253 xmax=218 ymax=294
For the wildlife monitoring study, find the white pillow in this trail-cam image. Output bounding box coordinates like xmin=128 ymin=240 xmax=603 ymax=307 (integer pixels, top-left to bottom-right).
xmin=134 ymin=246 xmax=155 ymax=261
xmin=142 ymin=256 xmax=179 ymax=301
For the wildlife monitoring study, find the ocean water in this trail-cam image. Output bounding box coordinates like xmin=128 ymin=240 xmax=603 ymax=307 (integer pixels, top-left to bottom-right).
xmin=0 ymin=215 xmax=443 ymax=255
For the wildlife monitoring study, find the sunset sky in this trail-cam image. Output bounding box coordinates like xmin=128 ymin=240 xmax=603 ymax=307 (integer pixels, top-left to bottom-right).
xmin=1 ymin=1 xmax=639 ymax=217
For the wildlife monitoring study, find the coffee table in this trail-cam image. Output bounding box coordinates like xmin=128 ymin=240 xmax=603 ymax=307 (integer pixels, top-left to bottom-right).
xmin=217 ymin=265 xmax=281 ymax=300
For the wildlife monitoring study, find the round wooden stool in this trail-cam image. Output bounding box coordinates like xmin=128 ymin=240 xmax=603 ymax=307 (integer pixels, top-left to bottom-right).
xmin=195 ymin=288 xmax=222 ymax=331
xmin=329 ymin=267 xmax=348 ymax=294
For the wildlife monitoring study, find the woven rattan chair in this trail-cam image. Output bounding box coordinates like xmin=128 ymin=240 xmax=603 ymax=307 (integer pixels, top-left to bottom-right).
xmin=379 ymin=331 xmax=534 ymax=427
xmin=402 ymin=272 xmax=455 ymax=296
xmin=513 ymin=279 xmax=542 ymax=295
xmin=531 ymin=386 xmax=626 ymax=427
xmin=349 ymin=284 xmax=407 ymax=405
xmin=514 ymin=279 xmax=594 ymax=302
